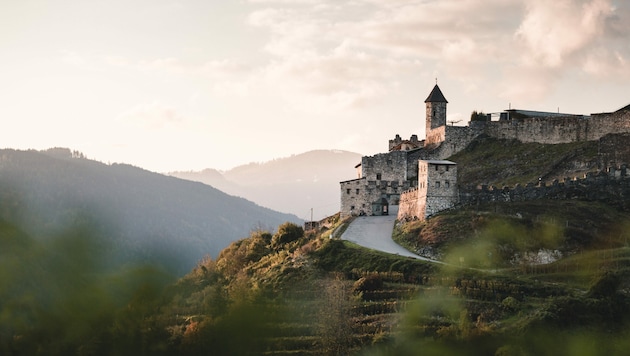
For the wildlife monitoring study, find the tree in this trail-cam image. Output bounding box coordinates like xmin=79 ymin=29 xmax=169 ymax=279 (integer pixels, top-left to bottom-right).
xmin=470 ymin=111 xmax=489 ymax=122
xmin=316 ymin=274 xmax=356 ymax=355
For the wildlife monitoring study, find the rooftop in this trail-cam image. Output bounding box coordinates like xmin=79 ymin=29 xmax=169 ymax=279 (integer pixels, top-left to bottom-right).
xmin=423 ymin=159 xmax=457 ymax=165
xmin=424 ymin=84 xmax=448 ymax=103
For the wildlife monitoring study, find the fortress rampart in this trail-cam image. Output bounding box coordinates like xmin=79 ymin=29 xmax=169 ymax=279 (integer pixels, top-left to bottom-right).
xmin=459 ymin=166 xmax=630 ymax=211
xmin=464 ymin=110 xmax=630 ymax=145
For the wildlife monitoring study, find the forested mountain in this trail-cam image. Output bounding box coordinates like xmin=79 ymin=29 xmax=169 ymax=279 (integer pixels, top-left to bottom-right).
xmin=0 ymin=148 xmax=300 ymax=274
xmin=169 ymin=150 xmax=362 ymax=220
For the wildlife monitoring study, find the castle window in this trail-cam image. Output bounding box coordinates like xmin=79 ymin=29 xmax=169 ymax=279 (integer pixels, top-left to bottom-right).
xmin=346 ymin=189 xmax=351 ymax=194
xmin=376 ymin=173 xmax=382 ymax=180
xmin=356 ymin=189 xmax=360 ymax=194
xmin=351 ymin=205 xmax=355 ymax=210
xmin=435 ymin=181 xmax=440 ymax=188
xmin=435 ymin=165 xmax=439 ymax=171
xmin=446 ymin=165 xmax=449 ymax=171
xmin=445 ymin=181 xmax=450 ymax=188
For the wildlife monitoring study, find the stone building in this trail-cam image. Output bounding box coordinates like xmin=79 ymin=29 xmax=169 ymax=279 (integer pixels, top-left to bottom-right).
xmin=340 ymin=84 xmax=455 ymax=219
xmin=398 ymin=160 xmax=457 ymax=220
xmin=339 ymin=83 xmax=630 ymax=220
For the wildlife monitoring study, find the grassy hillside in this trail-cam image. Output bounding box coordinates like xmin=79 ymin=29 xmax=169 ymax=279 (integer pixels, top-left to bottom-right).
xmin=450 ymin=135 xmax=599 ymax=187
xmin=141 ymin=218 xmax=630 ymax=355
xmin=3 ymin=212 xmax=630 ymax=355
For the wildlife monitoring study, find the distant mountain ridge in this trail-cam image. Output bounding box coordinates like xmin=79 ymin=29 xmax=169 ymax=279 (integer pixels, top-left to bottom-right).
xmin=169 ymin=150 xmax=362 ymax=220
xmin=0 ymin=148 xmax=301 ymax=274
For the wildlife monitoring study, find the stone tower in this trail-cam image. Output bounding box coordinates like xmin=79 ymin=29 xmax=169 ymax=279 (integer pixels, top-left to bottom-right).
xmin=417 ymin=160 xmax=458 ymax=219
xmin=424 ymin=84 xmax=448 ymax=146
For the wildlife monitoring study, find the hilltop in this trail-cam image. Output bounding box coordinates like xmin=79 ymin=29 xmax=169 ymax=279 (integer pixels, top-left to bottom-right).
xmin=0 ymin=148 xmax=300 ymax=274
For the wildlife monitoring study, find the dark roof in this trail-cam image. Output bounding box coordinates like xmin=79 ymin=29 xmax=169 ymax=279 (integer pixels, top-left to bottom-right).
xmin=424 ymin=160 xmax=457 ymax=165
xmin=424 ymin=84 xmax=448 ymax=103
xmin=616 ymin=104 xmax=630 ymax=112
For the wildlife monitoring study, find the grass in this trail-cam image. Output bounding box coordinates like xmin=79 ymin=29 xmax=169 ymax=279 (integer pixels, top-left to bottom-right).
xmin=450 ymin=136 xmax=599 ymax=187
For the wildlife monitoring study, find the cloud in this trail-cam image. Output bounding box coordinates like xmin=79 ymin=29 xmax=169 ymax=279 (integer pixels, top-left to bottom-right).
xmin=515 ymin=0 xmax=615 ymax=68
xmin=246 ymin=0 xmax=524 ymax=108
xmin=244 ymin=0 xmax=630 ymax=106
xmin=60 ymin=0 xmax=630 ymax=118
xmin=259 ymin=42 xmax=421 ymax=110
xmin=582 ymin=48 xmax=630 ymax=79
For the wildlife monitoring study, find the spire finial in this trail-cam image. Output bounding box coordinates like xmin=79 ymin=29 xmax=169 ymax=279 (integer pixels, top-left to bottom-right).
xmin=435 ymin=77 xmax=438 ymax=85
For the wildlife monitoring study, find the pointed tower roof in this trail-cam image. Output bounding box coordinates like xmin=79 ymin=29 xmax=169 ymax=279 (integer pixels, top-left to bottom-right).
xmin=424 ymin=84 xmax=448 ymax=103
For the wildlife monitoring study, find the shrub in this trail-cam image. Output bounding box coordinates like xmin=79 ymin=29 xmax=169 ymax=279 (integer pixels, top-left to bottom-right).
xmin=353 ymin=274 xmax=384 ymax=294
xmin=271 ymin=222 xmax=304 ymax=248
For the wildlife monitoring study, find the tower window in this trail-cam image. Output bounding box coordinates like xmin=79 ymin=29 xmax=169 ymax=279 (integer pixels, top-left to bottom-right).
xmin=445 ymin=181 xmax=450 ymax=188
xmin=435 ymin=181 xmax=440 ymax=188
xmin=376 ymin=173 xmax=382 ymax=180
xmin=346 ymin=189 xmax=351 ymax=194
xmin=435 ymin=165 xmax=439 ymax=171
xmin=356 ymin=189 xmax=360 ymax=194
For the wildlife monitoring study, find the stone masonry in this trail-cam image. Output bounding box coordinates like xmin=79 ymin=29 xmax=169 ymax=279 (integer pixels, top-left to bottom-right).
xmin=339 ymin=83 xmax=630 ymax=220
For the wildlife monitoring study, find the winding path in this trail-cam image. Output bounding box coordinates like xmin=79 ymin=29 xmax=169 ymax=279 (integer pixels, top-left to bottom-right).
xmin=340 ymin=206 xmax=442 ymax=264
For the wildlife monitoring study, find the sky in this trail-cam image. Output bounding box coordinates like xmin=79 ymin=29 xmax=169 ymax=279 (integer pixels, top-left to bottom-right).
xmin=2 ymin=0 xmax=629 ymax=173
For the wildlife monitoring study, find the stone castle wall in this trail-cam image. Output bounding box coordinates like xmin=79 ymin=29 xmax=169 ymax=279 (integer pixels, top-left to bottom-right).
xmin=429 ymin=125 xmax=482 ymax=159
xmin=589 ymin=110 xmax=630 ymax=141
xmin=425 ymin=126 xmax=445 ymax=147
xmin=599 ymin=133 xmax=630 ymax=169
xmin=340 ymin=175 xmax=412 ymax=217
xmin=398 ymin=187 xmax=419 ymax=220
xmin=361 ymin=151 xmax=408 ymax=182
xmin=340 ymin=178 xmax=368 ymax=217
xmin=460 ymin=110 xmax=630 ymax=146
xmin=425 ymin=163 xmax=458 ymax=217
xmin=398 ymin=161 xmax=458 ymax=221
xmin=459 ymin=167 xmax=630 ymax=211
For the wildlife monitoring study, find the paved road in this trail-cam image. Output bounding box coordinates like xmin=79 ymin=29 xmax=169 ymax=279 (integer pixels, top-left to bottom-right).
xmin=340 ymin=206 xmax=441 ymax=263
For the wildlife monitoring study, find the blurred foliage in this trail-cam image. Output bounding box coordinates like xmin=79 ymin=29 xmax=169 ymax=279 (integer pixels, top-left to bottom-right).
xmin=2 ymin=173 xmax=630 ymax=355
xmin=0 ymin=217 xmax=174 ymax=356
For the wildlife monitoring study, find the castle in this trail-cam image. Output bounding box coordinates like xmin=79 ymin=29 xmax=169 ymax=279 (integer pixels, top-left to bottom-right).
xmin=340 ymin=84 xmax=630 ymax=221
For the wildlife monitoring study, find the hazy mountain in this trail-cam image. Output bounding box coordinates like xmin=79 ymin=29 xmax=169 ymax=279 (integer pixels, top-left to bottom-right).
xmin=169 ymin=150 xmax=362 ymax=220
xmin=0 ymin=148 xmax=300 ymax=274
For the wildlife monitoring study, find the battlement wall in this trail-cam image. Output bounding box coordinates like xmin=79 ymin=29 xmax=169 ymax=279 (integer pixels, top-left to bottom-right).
xmin=589 ymin=110 xmax=630 ymax=141
xmin=461 ymin=111 xmax=630 ymax=146
xmin=460 ymin=167 xmax=630 ymax=211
